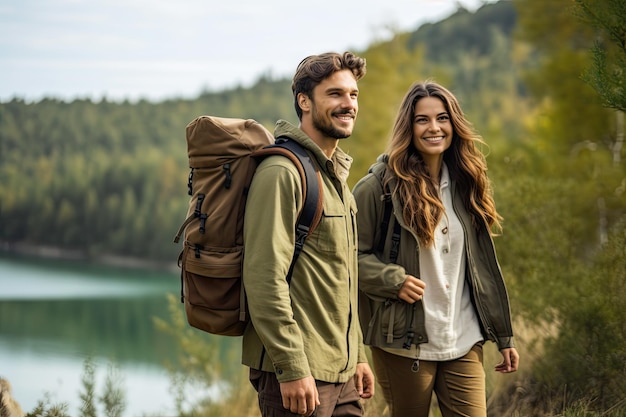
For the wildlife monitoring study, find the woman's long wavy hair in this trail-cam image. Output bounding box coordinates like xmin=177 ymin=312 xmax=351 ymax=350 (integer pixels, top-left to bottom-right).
xmin=384 ymin=81 xmax=502 ymax=247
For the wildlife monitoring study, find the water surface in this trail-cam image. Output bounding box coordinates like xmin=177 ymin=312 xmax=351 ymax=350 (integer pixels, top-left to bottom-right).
xmin=0 ymin=254 xmax=237 ymax=416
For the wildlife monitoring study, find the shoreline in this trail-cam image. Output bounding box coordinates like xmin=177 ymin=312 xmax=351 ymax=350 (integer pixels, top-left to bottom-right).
xmin=0 ymin=241 xmax=179 ymax=273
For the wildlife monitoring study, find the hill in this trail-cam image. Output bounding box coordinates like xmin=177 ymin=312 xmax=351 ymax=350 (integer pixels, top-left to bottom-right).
xmin=0 ymin=1 xmax=521 ymax=263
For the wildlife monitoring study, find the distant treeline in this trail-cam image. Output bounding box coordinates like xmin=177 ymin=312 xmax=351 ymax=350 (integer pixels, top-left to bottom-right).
xmin=0 ymin=1 xmax=521 ymax=262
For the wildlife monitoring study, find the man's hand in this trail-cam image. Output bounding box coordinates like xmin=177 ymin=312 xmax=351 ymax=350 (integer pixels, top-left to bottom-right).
xmin=354 ymin=362 xmax=375 ymax=399
xmin=280 ymin=376 xmax=320 ymax=416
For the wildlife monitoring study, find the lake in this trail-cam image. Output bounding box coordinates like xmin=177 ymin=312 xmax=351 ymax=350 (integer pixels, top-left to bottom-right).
xmin=0 ymin=254 xmax=241 ymax=417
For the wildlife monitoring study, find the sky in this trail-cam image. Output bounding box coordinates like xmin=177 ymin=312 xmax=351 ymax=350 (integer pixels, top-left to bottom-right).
xmin=0 ymin=0 xmax=496 ymax=102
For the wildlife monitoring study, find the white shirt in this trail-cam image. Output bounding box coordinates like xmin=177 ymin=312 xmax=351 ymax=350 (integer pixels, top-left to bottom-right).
xmin=417 ymin=163 xmax=483 ymax=360
xmin=381 ymin=164 xmax=484 ymax=360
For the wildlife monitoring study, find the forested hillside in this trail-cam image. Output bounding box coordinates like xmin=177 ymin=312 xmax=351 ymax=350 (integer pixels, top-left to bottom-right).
xmin=1 ymin=0 xmax=625 ymax=413
xmin=0 ymin=1 xmax=523 ymax=263
xmin=0 ymin=77 xmax=295 ymax=264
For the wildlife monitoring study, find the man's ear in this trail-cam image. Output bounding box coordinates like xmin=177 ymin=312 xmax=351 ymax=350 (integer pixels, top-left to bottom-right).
xmin=297 ymin=93 xmax=310 ymax=112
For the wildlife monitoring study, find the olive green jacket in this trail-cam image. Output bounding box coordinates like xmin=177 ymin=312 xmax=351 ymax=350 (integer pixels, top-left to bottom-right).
xmin=353 ymin=157 xmax=515 ymax=353
xmin=241 ymin=120 xmax=366 ymax=383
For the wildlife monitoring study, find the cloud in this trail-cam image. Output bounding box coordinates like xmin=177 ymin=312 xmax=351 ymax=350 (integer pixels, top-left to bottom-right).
xmin=0 ymin=0 xmax=491 ymax=101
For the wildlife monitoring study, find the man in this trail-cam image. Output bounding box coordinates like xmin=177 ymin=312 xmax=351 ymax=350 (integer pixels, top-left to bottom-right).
xmin=242 ymin=51 xmax=374 ymax=417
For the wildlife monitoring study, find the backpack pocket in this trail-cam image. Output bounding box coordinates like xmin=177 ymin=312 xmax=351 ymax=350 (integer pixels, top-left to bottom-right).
xmin=180 ymin=242 xmax=246 ymax=336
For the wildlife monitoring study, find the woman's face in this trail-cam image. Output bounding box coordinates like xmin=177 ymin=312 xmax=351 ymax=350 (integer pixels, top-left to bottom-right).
xmin=411 ymin=96 xmax=453 ymax=162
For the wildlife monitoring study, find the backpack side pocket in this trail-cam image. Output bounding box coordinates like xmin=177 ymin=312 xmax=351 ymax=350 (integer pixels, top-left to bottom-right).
xmin=180 ymin=242 xmax=246 ymax=336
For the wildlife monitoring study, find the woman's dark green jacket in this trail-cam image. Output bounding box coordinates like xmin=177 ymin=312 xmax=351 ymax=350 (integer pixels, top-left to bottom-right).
xmin=352 ymin=157 xmax=515 ymax=353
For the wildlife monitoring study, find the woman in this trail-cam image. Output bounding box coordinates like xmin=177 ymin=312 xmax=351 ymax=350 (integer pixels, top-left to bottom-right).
xmin=353 ymin=81 xmax=519 ymax=417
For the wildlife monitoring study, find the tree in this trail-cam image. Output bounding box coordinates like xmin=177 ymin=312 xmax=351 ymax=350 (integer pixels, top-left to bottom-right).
xmin=574 ymin=0 xmax=626 ymax=113
xmin=506 ymin=0 xmax=626 ymax=412
xmin=574 ymin=0 xmax=625 ymax=167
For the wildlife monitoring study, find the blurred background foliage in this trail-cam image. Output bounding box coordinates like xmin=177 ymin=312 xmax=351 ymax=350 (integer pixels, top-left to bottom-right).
xmin=1 ymin=0 xmax=625 ymax=414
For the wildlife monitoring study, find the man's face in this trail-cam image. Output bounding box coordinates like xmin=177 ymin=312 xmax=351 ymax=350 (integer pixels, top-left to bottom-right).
xmin=307 ymin=69 xmax=359 ymax=140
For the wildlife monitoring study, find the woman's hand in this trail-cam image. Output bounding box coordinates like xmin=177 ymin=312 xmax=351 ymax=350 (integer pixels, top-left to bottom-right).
xmin=397 ymin=275 xmax=426 ymax=303
xmin=495 ymin=348 xmax=519 ymax=373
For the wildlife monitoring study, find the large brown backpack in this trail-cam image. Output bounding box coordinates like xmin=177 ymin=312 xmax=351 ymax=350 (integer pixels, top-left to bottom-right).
xmin=173 ymin=116 xmax=323 ymax=336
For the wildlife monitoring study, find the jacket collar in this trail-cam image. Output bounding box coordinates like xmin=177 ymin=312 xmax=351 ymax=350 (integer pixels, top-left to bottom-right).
xmin=274 ymin=119 xmax=353 ymax=183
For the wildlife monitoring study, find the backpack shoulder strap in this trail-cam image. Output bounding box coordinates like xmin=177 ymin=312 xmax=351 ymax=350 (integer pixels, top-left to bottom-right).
xmin=271 ymin=138 xmax=324 ymax=239
xmin=251 ymin=138 xmax=324 ymax=282
xmin=372 ymin=161 xmax=401 ymax=264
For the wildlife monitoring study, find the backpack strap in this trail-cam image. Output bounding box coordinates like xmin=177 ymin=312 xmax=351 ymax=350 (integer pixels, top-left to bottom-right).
xmin=251 ymin=138 xmax=324 ymax=283
xmin=378 ymin=194 xmax=401 ymax=264
xmin=272 ymin=138 xmax=324 ymax=249
xmin=389 ymin=212 xmax=402 ymax=264
xmin=377 ymin=194 xmax=393 ymax=254
xmin=373 ymin=162 xmax=401 ymax=264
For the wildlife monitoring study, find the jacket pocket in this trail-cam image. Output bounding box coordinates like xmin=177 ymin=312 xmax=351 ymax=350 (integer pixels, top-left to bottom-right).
xmin=315 ymin=198 xmax=348 ymax=253
xmin=381 ymin=300 xmax=410 ymax=344
xmin=361 ymin=295 xmax=413 ymax=347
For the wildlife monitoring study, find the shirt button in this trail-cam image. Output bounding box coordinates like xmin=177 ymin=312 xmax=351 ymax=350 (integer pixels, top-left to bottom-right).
xmin=442 ymin=227 xmax=448 ymax=234
xmin=443 ymin=248 xmax=449 ymax=254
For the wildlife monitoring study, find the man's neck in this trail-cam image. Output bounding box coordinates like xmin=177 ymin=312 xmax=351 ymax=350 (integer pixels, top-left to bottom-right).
xmin=300 ymin=125 xmax=338 ymax=159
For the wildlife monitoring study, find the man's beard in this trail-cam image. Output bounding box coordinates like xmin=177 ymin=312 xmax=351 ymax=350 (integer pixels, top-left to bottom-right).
xmin=311 ymin=106 xmax=354 ymax=139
